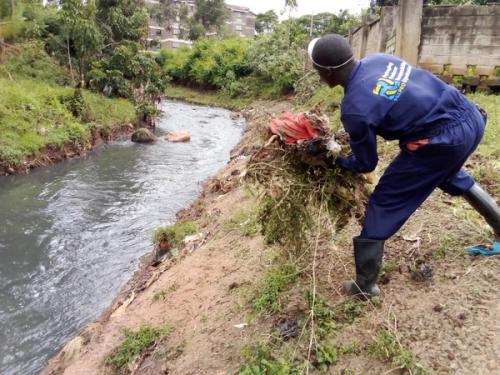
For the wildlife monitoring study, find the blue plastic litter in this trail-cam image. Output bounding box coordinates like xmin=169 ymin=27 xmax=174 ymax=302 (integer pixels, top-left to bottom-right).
xmin=468 ymin=241 xmax=500 ymax=256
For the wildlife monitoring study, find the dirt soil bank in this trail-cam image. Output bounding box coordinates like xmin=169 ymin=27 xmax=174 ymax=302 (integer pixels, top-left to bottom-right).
xmin=0 ymin=123 xmax=136 ymax=176
xmin=43 ymin=100 xmax=499 ymax=375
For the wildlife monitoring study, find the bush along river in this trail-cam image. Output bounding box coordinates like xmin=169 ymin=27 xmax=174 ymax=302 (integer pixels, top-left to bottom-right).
xmin=0 ymin=100 xmax=244 ymax=374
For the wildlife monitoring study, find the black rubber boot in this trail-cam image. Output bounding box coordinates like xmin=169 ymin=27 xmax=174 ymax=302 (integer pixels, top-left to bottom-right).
xmin=343 ymin=237 xmax=384 ymax=298
xmin=462 ymin=183 xmax=500 ymax=238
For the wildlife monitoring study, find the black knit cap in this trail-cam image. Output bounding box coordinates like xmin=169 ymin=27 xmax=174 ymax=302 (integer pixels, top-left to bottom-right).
xmin=309 ymin=34 xmax=353 ymax=69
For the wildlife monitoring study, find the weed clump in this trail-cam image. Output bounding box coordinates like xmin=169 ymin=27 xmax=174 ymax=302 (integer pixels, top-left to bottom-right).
xmin=252 ymin=263 xmax=301 ymax=315
xmin=368 ymin=329 xmax=425 ymax=372
xmin=239 ymin=342 xmax=301 ymax=375
xmin=154 ymin=220 xmax=198 ymax=248
xmin=106 ymin=324 xmax=172 ymax=369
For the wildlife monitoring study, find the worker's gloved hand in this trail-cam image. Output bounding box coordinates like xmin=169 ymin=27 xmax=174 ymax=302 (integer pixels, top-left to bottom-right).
xmin=335 ymin=156 xmax=357 ymax=172
xmin=468 ymin=241 xmax=500 ymax=256
xmin=304 ymin=138 xmax=327 ymax=157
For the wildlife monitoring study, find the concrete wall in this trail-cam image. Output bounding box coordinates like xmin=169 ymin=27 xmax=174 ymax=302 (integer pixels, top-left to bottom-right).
xmin=349 ymin=25 xmax=363 ymax=58
xmin=419 ymin=5 xmax=500 ymax=77
xmin=348 ymin=1 xmax=500 ymax=88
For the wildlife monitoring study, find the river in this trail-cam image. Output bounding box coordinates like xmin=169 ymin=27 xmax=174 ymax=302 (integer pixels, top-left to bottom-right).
xmin=0 ymin=100 xmax=244 ymax=374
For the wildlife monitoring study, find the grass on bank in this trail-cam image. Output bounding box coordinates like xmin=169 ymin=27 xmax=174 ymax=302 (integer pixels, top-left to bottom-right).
xmin=0 ymin=78 xmax=136 ymax=167
xmin=0 ymin=44 xmax=136 ymax=168
xmin=368 ymin=329 xmax=425 ymax=373
xmin=106 ymin=324 xmax=173 ymax=369
xmin=153 ymin=220 xmax=198 ymax=248
xmin=165 ymin=85 xmax=253 ymax=111
xmin=0 ymin=42 xmax=70 ymax=85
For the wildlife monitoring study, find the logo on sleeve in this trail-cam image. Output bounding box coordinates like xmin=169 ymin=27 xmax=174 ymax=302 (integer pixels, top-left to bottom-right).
xmin=373 ymin=62 xmax=412 ymax=101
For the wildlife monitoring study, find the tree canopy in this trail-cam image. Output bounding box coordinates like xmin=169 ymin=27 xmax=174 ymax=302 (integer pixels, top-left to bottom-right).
xmin=255 ymin=10 xmax=279 ymax=34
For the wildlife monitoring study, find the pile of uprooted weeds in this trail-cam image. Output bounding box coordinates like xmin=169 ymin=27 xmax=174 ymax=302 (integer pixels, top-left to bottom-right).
xmin=246 ymin=112 xmax=373 ymax=251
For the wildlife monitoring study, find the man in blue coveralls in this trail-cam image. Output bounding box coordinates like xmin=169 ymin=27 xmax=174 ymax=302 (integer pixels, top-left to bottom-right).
xmin=307 ymin=34 xmax=500 ymax=297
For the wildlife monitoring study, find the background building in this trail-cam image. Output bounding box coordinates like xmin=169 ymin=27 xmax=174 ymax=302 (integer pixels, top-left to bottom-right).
xmin=225 ymin=4 xmax=256 ymax=38
xmin=146 ymin=0 xmax=255 ymax=49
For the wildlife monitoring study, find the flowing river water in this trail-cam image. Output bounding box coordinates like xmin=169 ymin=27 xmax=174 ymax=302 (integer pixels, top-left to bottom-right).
xmin=0 ymin=100 xmax=244 ymax=374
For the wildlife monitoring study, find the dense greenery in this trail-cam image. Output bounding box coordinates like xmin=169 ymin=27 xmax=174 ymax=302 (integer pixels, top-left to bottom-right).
xmin=158 ymin=7 xmax=361 ymax=98
xmin=0 ymin=76 xmax=135 ymax=166
xmin=255 ymin=10 xmax=278 ymax=34
xmin=0 ymin=0 xmax=167 ymax=167
xmin=2 ymin=0 xmax=165 ymax=104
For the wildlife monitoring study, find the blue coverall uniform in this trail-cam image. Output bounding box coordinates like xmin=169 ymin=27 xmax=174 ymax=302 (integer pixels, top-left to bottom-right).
xmin=336 ymin=53 xmax=487 ymax=240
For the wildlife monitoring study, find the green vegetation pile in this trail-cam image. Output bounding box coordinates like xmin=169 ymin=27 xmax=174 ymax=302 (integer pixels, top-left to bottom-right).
xmin=246 ymin=112 xmax=373 ymax=251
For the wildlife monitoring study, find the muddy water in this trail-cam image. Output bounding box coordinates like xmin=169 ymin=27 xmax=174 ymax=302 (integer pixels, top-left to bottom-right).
xmin=0 ymin=100 xmax=244 ymax=374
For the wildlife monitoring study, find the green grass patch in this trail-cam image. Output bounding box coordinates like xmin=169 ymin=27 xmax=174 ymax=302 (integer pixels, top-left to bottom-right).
xmin=239 ymin=342 xmax=301 ymax=375
xmin=165 ymin=85 xmax=252 ymax=111
xmin=0 ymin=78 xmax=135 ymax=167
xmin=0 ymin=42 xmax=70 ymax=85
xmin=304 ymin=85 xmax=344 ymax=115
xmin=81 ymin=91 xmax=136 ymax=128
xmin=106 ymin=324 xmax=173 ymax=369
xmin=368 ymin=329 xmax=426 ymax=373
xmin=252 ymin=263 xmax=301 ymax=315
xmin=153 ymin=220 xmax=198 ymax=248
xmin=339 ymin=341 xmax=360 ymax=355
xmin=338 ymin=299 xmax=364 ymax=324
xmin=468 ymin=93 xmax=500 ymax=158
xmin=224 ymin=208 xmax=259 ymax=237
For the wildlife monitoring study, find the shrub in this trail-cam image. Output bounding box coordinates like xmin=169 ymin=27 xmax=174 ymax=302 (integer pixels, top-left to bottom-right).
xmin=161 ymin=37 xmax=251 ymax=90
xmin=246 ymin=21 xmax=308 ymax=96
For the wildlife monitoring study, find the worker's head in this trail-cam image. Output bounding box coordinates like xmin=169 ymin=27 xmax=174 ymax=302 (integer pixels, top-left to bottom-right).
xmin=308 ymin=34 xmax=356 ymax=88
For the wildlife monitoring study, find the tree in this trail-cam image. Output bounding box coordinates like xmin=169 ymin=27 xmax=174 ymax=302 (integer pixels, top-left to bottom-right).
xmin=193 ymin=0 xmax=227 ymax=31
xmin=297 ymin=11 xmax=362 ymax=37
xmin=247 ymin=20 xmax=307 ymax=95
xmin=255 ymin=10 xmax=278 ymax=33
xmin=177 ymin=3 xmax=189 ymax=39
xmin=0 ymin=0 xmax=24 ymax=63
xmin=96 ymin=0 xmax=149 ymax=48
xmin=60 ymin=0 xmax=103 ymax=86
xmin=188 ymin=18 xmax=205 ymax=40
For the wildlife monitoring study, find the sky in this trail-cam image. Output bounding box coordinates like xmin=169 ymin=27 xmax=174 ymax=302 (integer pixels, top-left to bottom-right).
xmin=227 ymin=0 xmax=372 ymax=17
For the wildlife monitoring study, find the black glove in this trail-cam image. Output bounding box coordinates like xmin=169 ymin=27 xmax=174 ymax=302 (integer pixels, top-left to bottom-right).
xmin=304 ymin=138 xmax=328 ymax=158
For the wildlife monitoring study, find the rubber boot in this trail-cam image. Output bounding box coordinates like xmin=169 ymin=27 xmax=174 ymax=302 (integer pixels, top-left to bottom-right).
xmin=343 ymin=237 xmax=384 ymax=298
xmin=462 ymin=183 xmax=500 ymax=239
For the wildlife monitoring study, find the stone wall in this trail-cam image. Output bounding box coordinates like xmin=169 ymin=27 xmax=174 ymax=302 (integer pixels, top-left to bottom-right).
xmin=348 ymin=0 xmax=500 ymax=89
